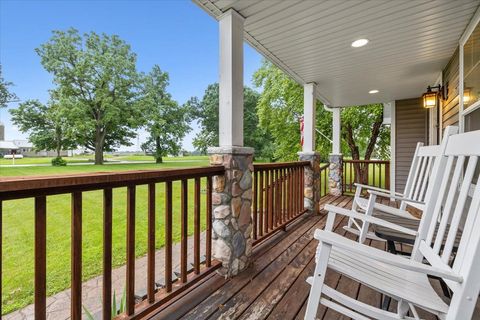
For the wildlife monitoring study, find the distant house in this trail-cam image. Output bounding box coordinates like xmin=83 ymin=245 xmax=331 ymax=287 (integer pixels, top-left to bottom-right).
xmin=0 ymin=123 xmax=68 ymax=157
xmin=0 ymin=140 xmax=18 ymax=156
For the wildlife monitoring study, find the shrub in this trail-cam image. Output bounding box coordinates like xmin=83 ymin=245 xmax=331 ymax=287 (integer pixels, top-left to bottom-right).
xmin=51 ymin=156 xmax=67 ymax=166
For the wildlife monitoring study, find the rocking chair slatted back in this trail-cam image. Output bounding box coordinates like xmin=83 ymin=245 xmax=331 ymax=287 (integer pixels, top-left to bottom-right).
xmin=403 ymin=144 xmax=441 ymax=210
xmin=413 ymin=129 xmax=480 ymax=318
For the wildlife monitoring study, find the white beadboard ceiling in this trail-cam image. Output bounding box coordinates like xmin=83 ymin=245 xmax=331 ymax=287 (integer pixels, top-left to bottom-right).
xmin=193 ymin=0 xmax=480 ymax=107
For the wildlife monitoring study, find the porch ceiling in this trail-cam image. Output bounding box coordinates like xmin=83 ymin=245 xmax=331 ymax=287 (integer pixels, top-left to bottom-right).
xmin=194 ymin=0 xmax=480 ymax=107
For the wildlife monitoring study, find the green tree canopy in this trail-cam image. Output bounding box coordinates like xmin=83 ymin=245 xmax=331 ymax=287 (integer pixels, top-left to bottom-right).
xmin=253 ymin=60 xmax=390 ymax=163
xmin=36 ymin=28 xmax=143 ymax=164
xmin=189 ymin=83 xmax=274 ymax=159
xmin=140 ymin=65 xmax=190 ymax=163
xmin=10 ymin=99 xmax=76 ymax=157
xmin=253 ymin=60 xmax=332 ymax=161
xmin=0 ymin=64 xmax=18 ymax=108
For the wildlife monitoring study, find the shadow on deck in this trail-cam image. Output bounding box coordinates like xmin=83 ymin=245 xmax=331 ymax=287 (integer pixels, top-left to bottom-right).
xmin=145 ymin=195 xmax=479 ymax=320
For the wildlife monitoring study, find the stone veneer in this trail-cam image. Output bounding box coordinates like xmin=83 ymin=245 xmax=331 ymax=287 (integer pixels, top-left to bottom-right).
xmin=329 ymin=154 xmax=343 ymax=196
xmin=208 ymin=146 xmax=254 ymax=277
xmin=298 ymin=151 xmax=321 ymax=214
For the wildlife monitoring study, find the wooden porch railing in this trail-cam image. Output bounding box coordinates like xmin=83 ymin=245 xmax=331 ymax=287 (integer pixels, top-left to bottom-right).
xmin=0 ymin=166 xmax=224 ymax=320
xmin=252 ymin=161 xmax=310 ymax=245
xmin=342 ymin=160 xmax=390 ymax=194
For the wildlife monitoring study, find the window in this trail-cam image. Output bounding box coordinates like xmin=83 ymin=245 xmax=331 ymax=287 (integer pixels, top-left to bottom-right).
xmin=465 ymin=107 xmax=480 ymax=132
xmin=463 ymin=22 xmax=480 ymax=110
xmin=460 ymin=10 xmax=480 ymax=132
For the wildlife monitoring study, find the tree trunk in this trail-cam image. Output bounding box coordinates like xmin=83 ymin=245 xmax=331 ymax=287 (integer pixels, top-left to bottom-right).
xmin=343 ymin=116 xmax=384 ymax=187
xmin=95 ymin=126 xmax=105 ymax=165
xmin=56 ymin=127 xmax=62 ymax=158
xmin=155 ymin=136 xmax=163 ymax=163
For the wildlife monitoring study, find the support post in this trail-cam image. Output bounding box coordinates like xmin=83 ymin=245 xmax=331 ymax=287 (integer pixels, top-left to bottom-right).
xmin=209 ymin=147 xmax=254 ymax=277
xmin=303 ymin=83 xmax=316 ymax=153
xmin=298 ymin=151 xmax=321 ymax=214
xmin=209 ymin=9 xmax=252 ymax=277
xmin=300 ymin=83 xmax=320 ymax=213
xmin=329 ymin=107 xmax=343 ymax=196
xmin=219 ymin=9 xmax=244 ymax=147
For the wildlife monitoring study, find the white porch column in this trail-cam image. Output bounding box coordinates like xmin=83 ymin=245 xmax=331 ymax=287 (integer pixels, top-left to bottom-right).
xmin=299 ymin=83 xmax=321 ymax=214
xmin=329 ymin=107 xmax=343 ymax=196
xmin=303 ymin=83 xmax=316 ymax=152
xmin=219 ymin=9 xmax=244 ymax=147
xmin=332 ymin=107 xmax=341 ymax=154
xmin=209 ymin=9 xmax=253 ymax=278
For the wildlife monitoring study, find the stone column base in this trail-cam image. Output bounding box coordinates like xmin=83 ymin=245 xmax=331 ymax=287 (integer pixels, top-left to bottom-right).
xmin=329 ymin=154 xmax=343 ymax=196
xmin=298 ymin=151 xmax=321 ymax=214
xmin=208 ymin=146 xmax=254 ymax=277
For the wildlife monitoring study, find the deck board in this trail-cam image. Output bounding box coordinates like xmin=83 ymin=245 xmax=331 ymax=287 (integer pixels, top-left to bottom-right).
xmin=147 ymin=195 xmax=475 ymax=320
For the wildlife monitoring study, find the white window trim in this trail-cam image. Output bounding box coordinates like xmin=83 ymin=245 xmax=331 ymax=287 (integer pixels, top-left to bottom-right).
xmin=459 ymin=6 xmax=480 ymax=133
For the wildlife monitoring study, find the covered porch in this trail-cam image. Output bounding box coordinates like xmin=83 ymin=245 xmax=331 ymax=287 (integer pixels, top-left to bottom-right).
xmin=2 ymin=0 xmax=480 ymax=319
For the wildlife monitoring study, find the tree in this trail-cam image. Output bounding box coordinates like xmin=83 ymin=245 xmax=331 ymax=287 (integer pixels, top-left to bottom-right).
xmin=341 ymin=105 xmax=390 ymax=184
xmin=140 ymin=65 xmax=190 ymax=163
xmin=253 ymin=60 xmax=390 ymax=165
xmin=36 ymin=28 xmax=143 ymax=164
xmin=190 ymin=83 xmax=274 ymax=159
xmin=253 ymin=60 xmax=332 ymax=161
xmin=0 ymin=64 xmax=18 ymax=108
xmin=9 ymin=99 xmax=76 ymax=157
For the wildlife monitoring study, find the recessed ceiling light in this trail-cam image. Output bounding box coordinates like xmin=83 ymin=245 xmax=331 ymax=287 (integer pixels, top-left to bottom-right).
xmin=351 ymin=39 xmax=369 ymax=48
xmin=369 ymin=89 xmax=379 ymax=94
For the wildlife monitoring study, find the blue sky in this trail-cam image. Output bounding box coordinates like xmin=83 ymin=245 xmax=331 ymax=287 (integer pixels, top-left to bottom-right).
xmin=0 ymin=0 xmax=262 ymax=151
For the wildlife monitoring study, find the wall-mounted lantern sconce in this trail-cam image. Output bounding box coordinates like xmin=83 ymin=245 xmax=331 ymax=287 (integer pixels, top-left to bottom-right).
xmin=422 ymin=85 xmax=444 ymax=109
xmin=464 ymin=87 xmax=472 ymax=106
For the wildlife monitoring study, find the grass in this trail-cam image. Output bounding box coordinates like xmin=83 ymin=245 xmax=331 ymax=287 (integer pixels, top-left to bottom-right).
xmin=0 ymin=154 xmax=209 ymax=166
xmin=1 ymin=158 xmax=211 ymax=314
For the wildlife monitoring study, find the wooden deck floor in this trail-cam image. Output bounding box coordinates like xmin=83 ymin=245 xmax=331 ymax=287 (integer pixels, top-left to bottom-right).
xmin=146 ymin=195 xmax=479 ymax=320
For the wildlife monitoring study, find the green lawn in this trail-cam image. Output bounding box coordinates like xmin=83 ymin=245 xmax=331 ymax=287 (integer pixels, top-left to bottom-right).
xmin=1 ymin=159 xmax=211 ymax=314
xmin=0 ymin=154 xmax=209 ymax=166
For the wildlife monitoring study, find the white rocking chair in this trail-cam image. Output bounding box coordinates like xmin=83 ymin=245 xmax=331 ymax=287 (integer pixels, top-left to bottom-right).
xmin=305 ymin=129 xmax=480 ymax=320
xmin=345 ymin=126 xmax=458 ymax=244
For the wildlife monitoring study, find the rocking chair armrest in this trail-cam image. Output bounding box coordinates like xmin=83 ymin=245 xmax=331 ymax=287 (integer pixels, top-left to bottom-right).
xmin=367 ymin=190 xmax=425 ymax=205
xmin=324 ymin=204 xmax=418 ymax=236
xmin=354 ymin=183 xmax=404 ymax=196
xmin=313 ymin=229 xmax=463 ymax=283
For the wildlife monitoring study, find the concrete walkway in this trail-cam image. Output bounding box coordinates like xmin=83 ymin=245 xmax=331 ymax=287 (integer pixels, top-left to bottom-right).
xmin=4 ymin=233 xmax=207 ymax=320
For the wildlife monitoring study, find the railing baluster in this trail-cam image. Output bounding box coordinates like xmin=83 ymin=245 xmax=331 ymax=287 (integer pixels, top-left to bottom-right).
xmin=253 ymin=171 xmax=258 ymax=240
xmin=103 ymin=189 xmax=113 ymax=320
xmin=386 ymin=162 xmax=390 ymax=190
xmin=35 ymin=196 xmax=47 ymax=320
xmin=206 ymin=177 xmax=212 ymax=268
xmin=289 ymin=168 xmax=293 ymax=219
xmin=259 ymin=170 xmax=264 ymax=237
xmin=282 ymin=168 xmax=286 ymax=224
xmin=275 ymin=169 xmax=278 ymax=227
xmin=180 ymin=179 xmax=188 ymax=283
xmin=71 ymin=192 xmax=82 ymax=320
xmin=148 ymin=183 xmax=156 ymax=302
xmin=301 ymin=166 xmax=305 ymax=211
xmin=165 ymin=181 xmax=173 ymax=292
xmin=126 ymin=186 xmax=136 ymax=315
xmin=194 ymin=178 xmax=201 ymax=275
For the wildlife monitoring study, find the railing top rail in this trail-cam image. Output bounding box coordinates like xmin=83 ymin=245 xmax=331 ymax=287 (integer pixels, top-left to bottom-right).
xmin=343 ymin=159 xmax=390 ymax=164
xmin=319 ymin=163 xmax=329 ymax=170
xmin=0 ymin=166 xmax=225 ymax=200
xmin=253 ymin=161 xmax=311 ymax=170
